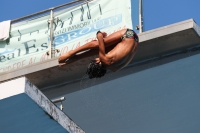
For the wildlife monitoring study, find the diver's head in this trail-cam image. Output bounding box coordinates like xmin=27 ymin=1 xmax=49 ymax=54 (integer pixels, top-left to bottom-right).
xmin=86 ymin=60 xmax=107 ymax=79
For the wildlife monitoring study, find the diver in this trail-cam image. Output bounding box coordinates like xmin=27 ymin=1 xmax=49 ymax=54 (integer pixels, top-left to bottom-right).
xmin=58 ymin=28 xmax=139 ymax=78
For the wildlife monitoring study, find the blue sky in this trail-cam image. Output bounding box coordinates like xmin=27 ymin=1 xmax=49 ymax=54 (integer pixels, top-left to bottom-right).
xmin=0 ymin=0 xmax=199 ymax=31
xmin=143 ymin=0 xmax=200 ymax=31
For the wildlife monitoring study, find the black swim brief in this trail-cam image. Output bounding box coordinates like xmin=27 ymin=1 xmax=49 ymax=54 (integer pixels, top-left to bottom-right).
xmin=121 ymin=29 xmax=139 ymax=43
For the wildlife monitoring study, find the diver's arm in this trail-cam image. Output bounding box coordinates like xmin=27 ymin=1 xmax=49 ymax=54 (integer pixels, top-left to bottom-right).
xmin=97 ymin=33 xmax=110 ymax=65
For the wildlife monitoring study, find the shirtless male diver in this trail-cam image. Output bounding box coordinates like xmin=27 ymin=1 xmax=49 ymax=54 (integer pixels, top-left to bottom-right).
xmin=58 ymin=28 xmax=139 ymax=78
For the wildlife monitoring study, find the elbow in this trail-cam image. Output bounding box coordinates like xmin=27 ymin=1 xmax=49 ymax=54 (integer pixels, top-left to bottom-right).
xmin=99 ymin=56 xmax=111 ymax=66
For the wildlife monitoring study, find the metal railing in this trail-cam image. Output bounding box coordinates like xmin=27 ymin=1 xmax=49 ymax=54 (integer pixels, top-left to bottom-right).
xmin=11 ymin=0 xmax=91 ymax=23
xmin=9 ymin=0 xmax=142 ymax=58
xmin=11 ymin=0 xmax=92 ymax=58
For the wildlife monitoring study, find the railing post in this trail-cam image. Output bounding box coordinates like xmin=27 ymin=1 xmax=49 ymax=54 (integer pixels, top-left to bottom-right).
xmin=49 ymin=10 xmax=54 ymax=58
xmin=139 ymin=0 xmax=144 ymax=33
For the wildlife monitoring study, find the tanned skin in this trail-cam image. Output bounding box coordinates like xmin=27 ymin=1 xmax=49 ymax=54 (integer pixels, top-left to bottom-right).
xmin=58 ymin=28 xmax=138 ymax=72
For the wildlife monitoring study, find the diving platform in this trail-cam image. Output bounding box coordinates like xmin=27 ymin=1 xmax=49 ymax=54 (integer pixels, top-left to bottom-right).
xmin=0 ymin=19 xmax=200 ymax=89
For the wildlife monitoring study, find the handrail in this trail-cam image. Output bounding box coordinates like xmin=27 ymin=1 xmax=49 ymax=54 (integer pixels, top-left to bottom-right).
xmin=11 ymin=0 xmax=91 ymax=23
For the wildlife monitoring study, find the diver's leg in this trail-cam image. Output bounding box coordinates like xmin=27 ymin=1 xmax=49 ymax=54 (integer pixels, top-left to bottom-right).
xmin=103 ymin=29 xmax=127 ymax=46
xmin=58 ymin=40 xmax=99 ymax=63
xmin=58 ymin=29 xmax=127 ymax=64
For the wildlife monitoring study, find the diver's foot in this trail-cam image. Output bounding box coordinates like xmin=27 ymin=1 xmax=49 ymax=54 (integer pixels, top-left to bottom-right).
xmin=59 ymin=62 xmax=67 ymax=67
xmin=58 ymin=50 xmax=73 ymax=65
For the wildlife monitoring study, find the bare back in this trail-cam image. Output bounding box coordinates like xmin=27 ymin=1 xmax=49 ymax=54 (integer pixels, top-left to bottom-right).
xmin=105 ymin=38 xmax=138 ymax=72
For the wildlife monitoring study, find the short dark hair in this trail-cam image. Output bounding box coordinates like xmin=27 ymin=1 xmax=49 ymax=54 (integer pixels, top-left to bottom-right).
xmin=86 ymin=60 xmax=107 ymax=79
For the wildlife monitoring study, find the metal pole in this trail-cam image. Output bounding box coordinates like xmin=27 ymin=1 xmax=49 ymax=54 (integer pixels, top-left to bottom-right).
xmin=139 ymin=0 xmax=143 ymax=33
xmin=52 ymin=97 xmax=66 ymax=103
xmin=49 ymin=10 xmax=54 ymax=58
xmin=52 ymin=97 xmax=66 ymax=111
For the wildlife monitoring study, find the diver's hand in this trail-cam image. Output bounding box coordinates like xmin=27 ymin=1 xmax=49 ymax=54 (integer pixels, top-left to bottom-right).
xmin=101 ymin=32 xmax=107 ymax=38
xmin=96 ymin=31 xmax=107 ymax=38
xmin=95 ymin=58 xmax=101 ymax=64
